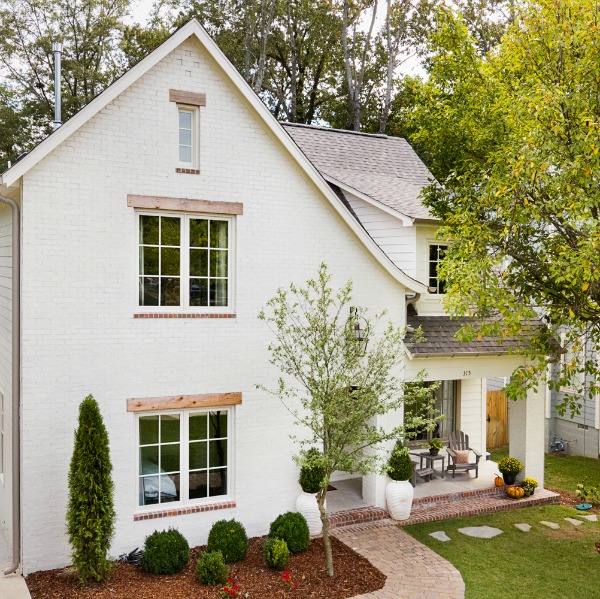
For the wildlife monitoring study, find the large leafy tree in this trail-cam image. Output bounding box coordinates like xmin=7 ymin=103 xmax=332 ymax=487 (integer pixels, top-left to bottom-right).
xmin=0 ymin=0 xmax=133 ymax=170
xmin=258 ymin=264 xmax=438 ymax=576
xmin=410 ymin=0 xmax=600 ymax=414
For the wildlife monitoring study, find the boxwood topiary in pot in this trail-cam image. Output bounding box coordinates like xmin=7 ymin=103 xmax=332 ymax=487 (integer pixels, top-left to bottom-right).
xmin=384 ymin=441 xmax=414 ymax=521
xmin=296 ymin=448 xmax=326 ymax=535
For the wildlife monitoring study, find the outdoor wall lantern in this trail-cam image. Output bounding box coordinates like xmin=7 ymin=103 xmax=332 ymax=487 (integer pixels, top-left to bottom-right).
xmin=350 ymin=307 xmax=369 ymax=354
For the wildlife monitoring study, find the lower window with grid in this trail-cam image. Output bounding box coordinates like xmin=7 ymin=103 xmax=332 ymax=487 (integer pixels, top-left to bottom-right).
xmin=137 ymin=408 xmax=231 ymax=507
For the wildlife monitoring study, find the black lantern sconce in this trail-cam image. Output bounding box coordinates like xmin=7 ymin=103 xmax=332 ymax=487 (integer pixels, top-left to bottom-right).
xmin=350 ymin=307 xmax=369 ymax=354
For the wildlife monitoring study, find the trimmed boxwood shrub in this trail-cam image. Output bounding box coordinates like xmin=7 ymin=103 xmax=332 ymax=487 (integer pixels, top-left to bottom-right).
xmin=298 ymin=448 xmax=325 ymax=493
xmin=141 ymin=528 xmax=189 ymax=574
xmin=386 ymin=441 xmax=413 ymax=481
xmin=268 ymin=512 xmax=310 ymax=553
xmin=264 ymin=537 xmax=290 ymax=569
xmin=196 ymin=550 xmax=228 ymax=585
xmin=207 ymin=519 xmax=248 ymax=563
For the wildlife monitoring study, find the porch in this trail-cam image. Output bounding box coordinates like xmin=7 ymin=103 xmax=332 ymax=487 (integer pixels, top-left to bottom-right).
xmin=325 ymin=458 xmax=560 ymax=531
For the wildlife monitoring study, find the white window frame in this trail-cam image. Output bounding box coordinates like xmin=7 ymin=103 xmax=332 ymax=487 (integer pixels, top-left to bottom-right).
xmin=137 ymin=211 xmax=235 ymax=313
xmin=135 ymin=407 xmax=234 ymax=512
xmin=428 ymin=243 xmax=448 ymax=294
xmin=177 ymin=105 xmax=200 ymax=169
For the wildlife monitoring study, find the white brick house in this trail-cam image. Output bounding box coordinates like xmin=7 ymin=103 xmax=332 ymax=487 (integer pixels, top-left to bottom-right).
xmin=0 ymin=19 xmax=546 ymax=574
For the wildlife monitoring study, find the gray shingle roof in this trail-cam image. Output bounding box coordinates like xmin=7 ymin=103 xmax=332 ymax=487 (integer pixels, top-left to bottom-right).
xmin=405 ymin=315 xmax=542 ymax=357
xmin=281 ymin=123 xmax=435 ymax=220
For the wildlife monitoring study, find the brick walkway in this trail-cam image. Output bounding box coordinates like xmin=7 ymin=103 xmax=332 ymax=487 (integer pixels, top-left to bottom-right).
xmin=333 ymin=520 xmax=465 ymax=599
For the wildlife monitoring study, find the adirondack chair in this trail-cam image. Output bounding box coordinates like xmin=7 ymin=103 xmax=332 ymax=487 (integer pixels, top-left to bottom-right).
xmin=409 ymin=452 xmax=434 ymax=486
xmin=446 ymin=431 xmax=482 ymax=478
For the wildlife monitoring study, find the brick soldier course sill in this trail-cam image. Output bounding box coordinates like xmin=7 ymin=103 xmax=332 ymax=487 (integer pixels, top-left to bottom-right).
xmin=134 ymin=500 xmax=236 ymax=521
xmin=176 ymin=167 xmax=200 ymax=174
xmin=134 ymin=313 xmax=236 ymax=319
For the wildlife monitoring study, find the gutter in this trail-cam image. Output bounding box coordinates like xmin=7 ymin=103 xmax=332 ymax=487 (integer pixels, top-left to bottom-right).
xmin=0 ymin=193 xmax=21 ymax=575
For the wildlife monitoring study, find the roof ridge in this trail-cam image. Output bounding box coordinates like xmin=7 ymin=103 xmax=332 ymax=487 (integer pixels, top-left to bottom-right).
xmin=281 ymin=122 xmax=397 ymax=140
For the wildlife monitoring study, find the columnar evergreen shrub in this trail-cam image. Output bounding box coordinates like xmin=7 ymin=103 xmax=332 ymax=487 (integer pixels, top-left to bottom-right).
xmin=66 ymin=394 xmax=115 ymax=584
xmin=268 ymin=512 xmax=310 ymax=553
xmin=207 ymin=519 xmax=248 ymax=563
xmin=141 ymin=528 xmax=190 ymax=574
xmin=196 ymin=550 xmax=228 ymax=585
xmin=298 ymin=448 xmax=325 ymax=493
xmin=386 ymin=441 xmax=413 ymax=481
xmin=264 ymin=537 xmax=290 ymax=569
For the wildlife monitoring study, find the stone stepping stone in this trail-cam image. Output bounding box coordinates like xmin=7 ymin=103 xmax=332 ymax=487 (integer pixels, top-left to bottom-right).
xmin=458 ymin=526 xmax=503 ymax=539
xmin=430 ymin=531 xmax=451 ymax=542
xmin=564 ymin=518 xmax=583 ymax=526
xmin=540 ymin=521 xmax=560 ymax=529
xmin=514 ymin=523 xmax=532 ymax=532
xmin=577 ymin=514 xmax=598 ymax=522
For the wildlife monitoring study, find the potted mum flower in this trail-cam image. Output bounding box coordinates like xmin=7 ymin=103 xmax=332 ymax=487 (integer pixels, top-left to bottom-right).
xmin=521 ymin=477 xmax=538 ymax=496
xmin=497 ymin=456 xmax=523 ymax=485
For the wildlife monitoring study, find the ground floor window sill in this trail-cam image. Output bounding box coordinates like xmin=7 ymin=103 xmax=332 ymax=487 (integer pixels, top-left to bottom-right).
xmin=134 ymin=313 xmax=236 ymax=319
xmin=134 ymin=500 xmax=236 ymax=521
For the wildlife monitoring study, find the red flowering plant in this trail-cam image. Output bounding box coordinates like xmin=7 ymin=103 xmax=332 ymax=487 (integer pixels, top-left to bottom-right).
xmin=220 ymin=578 xmax=242 ymax=598
xmin=280 ymin=571 xmax=298 ymax=589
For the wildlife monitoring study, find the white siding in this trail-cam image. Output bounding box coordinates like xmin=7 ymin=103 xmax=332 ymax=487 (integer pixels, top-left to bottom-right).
xmin=0 ymin=203 xmax=12 ymax=549
xmin=459 ymin=378 xmax=486 ymax=455
xmin=344 ymin=193 xmax=417 ymax=278
xmin=18 ymin=37 xmax=407 ymax=573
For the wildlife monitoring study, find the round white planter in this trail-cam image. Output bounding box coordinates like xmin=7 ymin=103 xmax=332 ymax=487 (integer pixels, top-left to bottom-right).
xmin=385 ymin=480 xmax=414 ymax=521
xmin=296 ymin=491 xmax=324 ymax=535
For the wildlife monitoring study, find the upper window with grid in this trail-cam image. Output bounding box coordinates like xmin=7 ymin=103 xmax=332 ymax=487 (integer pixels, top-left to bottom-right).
xmin=138 ymin=213 xmax=232 ymax=310
xmin=429 ymin=244 xmax=448 ymax=294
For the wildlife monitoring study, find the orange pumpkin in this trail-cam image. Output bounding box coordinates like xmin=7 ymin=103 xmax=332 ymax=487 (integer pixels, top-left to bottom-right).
xmin=495 ymin=475 xmax=504 ymax=487
xmin=506 ymin=485 xmax=525 ymax=499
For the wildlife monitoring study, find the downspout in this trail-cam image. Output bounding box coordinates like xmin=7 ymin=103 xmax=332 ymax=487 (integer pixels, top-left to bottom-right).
xmin=405 ymin=293 xmax=420 ymax=332
xmin=0 ymin=193 xmax=21 ymax=575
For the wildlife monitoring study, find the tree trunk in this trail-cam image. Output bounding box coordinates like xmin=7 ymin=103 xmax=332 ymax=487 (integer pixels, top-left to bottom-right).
xmin=317 ymin=487 xmax=334 ymax=577
xmin=253 ymin=0 xmax=277 ymax=94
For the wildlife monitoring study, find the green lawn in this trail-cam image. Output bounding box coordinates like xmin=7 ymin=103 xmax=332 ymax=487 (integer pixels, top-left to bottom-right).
xmin=489 ymin=446 xmax=600 ymax=494
xmin=405 ymin=505 xmax=600 ymax=598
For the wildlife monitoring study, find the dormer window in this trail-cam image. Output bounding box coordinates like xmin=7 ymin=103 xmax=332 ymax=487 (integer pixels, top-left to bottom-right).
xmin=169 ymin=89 xmax=206 ymax=174
xmin=429 ymin=244 xmax=447 ymax=294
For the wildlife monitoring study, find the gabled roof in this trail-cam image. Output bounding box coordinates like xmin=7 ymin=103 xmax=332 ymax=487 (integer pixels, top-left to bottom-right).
xmin=0 ymin=19 xmax=428 ymax=294
xmin=282 ymin=123 xmax=436 ymax=222
xmin=405 ymin=314 xmax=542 ymax=358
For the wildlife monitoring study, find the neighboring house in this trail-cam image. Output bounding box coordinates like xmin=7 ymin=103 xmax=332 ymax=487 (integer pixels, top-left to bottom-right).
xmin=0 ymin=20 xmax=546 ymax=575
xmin=548 ymin=335 xmax=600 ymax=458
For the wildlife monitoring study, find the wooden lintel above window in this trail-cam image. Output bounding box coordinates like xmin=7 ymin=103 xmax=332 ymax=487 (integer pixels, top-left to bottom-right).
xmin=127 ymin=392 xmax=242 ymax=412
xmin=127 ymin=194 xmax=243 ymax=215
xmin=169 ymin=89 xmax=206 ymax=106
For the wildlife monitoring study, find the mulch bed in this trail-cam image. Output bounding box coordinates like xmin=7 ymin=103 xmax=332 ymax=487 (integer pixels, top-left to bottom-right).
xmin=26 ymin=536 xmax=386 ymax=598
xmin=549 ymin=486 xmax=600 ymax=513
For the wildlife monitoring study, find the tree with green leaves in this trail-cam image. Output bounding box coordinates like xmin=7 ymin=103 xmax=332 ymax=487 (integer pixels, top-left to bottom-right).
xmin=408 ymin=0 xmax=600 ymax=415
xmin=67 ymin=395 xmax=115 ymax=584
xmin=258 ymin=264 xmax=438 ymax=576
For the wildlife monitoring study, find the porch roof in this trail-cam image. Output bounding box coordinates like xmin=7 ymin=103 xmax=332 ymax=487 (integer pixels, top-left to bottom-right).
xmin=405 ymin=314 xmax=542 ymax=358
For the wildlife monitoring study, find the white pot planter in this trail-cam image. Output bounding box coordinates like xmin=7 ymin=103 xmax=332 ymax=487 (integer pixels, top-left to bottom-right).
xmin=386 ymin=480 xmax=414 ymax=521
xmin=296 ymin=491 xmax=324 ymax=535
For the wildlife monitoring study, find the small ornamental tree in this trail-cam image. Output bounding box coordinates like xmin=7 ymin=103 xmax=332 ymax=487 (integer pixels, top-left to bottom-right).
xmin=258 ymin=263 xmax=438 ymax=576
xmin=66 ymin=395 xmax=115 ymax=584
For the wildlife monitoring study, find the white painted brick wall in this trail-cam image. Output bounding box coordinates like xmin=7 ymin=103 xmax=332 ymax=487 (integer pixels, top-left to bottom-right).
xmin=19 ymin=38 xmax=407 ymax=573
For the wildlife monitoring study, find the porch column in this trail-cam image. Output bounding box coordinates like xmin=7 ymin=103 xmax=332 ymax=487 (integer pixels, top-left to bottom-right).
xmin=363 ymin=407 xmax=404 ymax=509
xmin=508 ymin=384 xmax=545 ymax=486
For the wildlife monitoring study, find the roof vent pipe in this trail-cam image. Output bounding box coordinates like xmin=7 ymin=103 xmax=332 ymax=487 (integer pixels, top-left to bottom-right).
xmin=52 ymin=42 xmax=62 ymax=131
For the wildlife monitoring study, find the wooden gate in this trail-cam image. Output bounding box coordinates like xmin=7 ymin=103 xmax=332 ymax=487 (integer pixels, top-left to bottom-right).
xmin=486 ymin=390 xmax=508 ymax=449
